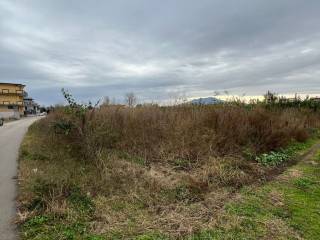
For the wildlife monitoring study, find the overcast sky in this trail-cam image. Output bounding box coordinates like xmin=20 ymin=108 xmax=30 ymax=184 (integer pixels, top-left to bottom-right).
xmin=1 ymin=0 xmax=320 ymax=105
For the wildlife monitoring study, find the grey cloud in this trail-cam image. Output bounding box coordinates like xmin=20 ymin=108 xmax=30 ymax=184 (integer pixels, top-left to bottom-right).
xmin=0 ymin=0 xmax=320 ymax=105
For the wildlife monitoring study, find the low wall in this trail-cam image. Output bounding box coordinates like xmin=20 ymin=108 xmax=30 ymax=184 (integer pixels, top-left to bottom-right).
xmin=0 ymin=111 xmax=21 ymax=119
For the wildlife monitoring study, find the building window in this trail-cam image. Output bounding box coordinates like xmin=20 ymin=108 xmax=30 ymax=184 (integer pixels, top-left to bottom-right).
xmin=8 ymin=105 xmax=14 ymax=109
xmin=2 ymin=89 xmax=9 ymax=94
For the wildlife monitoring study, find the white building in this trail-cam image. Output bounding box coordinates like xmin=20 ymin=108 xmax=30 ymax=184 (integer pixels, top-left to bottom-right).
xmin=24 ymin=97 xmax=40 ymax=115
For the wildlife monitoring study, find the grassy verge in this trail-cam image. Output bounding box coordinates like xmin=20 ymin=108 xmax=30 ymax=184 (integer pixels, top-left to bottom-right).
xmin=191 ymin=141 xmax=320 ymax=240
xmin=17 ymin=120 xmax=320 ymax=239
xmin=18 ymin=125 xmax=104 ymax=240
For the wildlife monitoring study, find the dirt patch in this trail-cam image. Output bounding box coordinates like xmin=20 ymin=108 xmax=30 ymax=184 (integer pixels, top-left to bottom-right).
xmin=147 ymin=164 xmax=186 ymax=188
xmin=263 ymin=218 xmax=302 ymax=240
xmin=268 ymin=190 xmax=285 ymax=207
xmin=306 ymin=160 xmax=318 ymax=166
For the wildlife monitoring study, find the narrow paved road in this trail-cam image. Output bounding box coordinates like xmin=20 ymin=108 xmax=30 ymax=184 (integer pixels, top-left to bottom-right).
xmin=0 ymin=117 xmax=41 ymax=240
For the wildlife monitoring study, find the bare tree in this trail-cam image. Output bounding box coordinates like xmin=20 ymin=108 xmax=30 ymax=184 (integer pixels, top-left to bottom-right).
xmin=103 ymin=96 xmax=110 ymax=105
xmin=125 ymin=92 xmax=137 ymax=107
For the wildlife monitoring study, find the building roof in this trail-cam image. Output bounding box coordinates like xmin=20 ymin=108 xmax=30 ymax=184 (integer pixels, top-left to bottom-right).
xmin=0 ymin=82 xmax=26 ymax=87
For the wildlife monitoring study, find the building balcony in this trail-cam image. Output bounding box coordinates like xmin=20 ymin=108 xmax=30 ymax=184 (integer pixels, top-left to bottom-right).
xmin=0 ymin=101 xmax=24 ymax=106
xmin=1 ymin=90 xmax=24 ymax=96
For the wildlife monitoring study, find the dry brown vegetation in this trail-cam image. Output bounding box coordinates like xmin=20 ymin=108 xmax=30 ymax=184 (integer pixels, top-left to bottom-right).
xmin=18 ymin=103 xmax=320 ymax=239
xmin=52 ymin=104 xmax=319 ymax=161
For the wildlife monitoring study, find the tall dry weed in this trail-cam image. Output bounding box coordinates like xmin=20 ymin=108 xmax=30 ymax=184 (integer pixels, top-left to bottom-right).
xmin=46 ymin=104 xmax=320 ymax=165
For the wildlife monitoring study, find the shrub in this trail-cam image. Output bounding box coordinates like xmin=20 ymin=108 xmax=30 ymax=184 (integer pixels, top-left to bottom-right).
xmin=255 ymin=151 xmax=290 ymax=166
xmin=41 ymin=90 xmax=320 ymax=167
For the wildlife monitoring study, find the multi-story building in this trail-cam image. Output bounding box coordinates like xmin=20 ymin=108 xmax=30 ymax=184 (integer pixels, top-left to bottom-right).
xmin=24 ymin=97 xmax=40 ymax=115
xmin=0 ymin=82 xmax=25 ymax=119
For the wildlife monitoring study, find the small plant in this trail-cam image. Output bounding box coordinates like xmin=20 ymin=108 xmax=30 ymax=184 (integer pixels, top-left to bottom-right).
xmin=68 ymin=188 xmax=95 ymax=215
xmin=25 ymin=215 xmax=49 ymax=227
xmin=171 ymin=158 xmax=191 ymax=170
xmin=162 ymin=185 xmax=203 ymax=203
xmin=242 ymin=148 xmax=255 ymax=160
xmin=117 ymin=151 xmax=146 ymax=166
xmin=53 ymin=119 xmax=73 ymax=135
xmin=255 ymin=140 xmax=316 ymax=166
xmin=294 ymin=177 xmax=316 ymax=190
xmin=255 ymin=151 xmax=290 ymax=166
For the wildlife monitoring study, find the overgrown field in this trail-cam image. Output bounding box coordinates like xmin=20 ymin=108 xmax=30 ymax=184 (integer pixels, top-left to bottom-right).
xmin=17 ymin=103 xmax=320 ymax=239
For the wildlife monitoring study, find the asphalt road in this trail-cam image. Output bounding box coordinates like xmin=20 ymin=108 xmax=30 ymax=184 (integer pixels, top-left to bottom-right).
xmin=0 ymin=117 xmax=41 ymax=240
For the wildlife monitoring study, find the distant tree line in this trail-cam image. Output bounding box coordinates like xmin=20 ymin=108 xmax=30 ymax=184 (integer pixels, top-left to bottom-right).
xmin=263 ymin=91 xmax=320 ymax=111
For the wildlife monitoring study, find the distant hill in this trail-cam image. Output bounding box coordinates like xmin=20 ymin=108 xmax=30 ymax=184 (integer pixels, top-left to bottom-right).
xmin=190 ymin=97 xmax=224 ymax=105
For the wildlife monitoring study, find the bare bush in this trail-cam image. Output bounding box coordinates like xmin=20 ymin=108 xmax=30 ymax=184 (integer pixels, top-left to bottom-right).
xmin=46 ymin=98 xmax=320 ymax=166
xmin=125 ymin=92 xmax=136 ymax=107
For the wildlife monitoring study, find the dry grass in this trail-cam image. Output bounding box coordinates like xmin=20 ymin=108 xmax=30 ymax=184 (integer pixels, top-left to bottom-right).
xmin=17 ymin=103 xmax=320 ymax=239
xmin=46 ymin=104 xmax=320 ymax=163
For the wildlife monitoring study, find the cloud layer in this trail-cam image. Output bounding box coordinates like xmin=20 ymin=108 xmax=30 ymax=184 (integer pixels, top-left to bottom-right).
xmin=1 ymin=0 xmax=320 ymax=105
